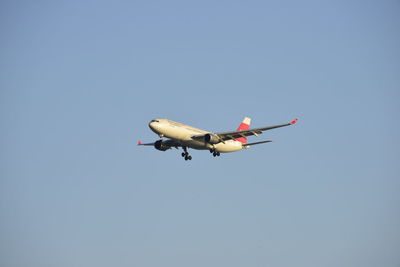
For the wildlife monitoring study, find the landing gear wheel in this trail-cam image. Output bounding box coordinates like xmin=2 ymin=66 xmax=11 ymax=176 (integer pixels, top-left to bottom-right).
xmin=182 ymin=146 xmax=192 ymax=161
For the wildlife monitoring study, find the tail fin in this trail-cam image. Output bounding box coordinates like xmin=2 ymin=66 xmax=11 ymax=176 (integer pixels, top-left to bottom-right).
xmin=236 ymin=117 xmax=251 ymax=144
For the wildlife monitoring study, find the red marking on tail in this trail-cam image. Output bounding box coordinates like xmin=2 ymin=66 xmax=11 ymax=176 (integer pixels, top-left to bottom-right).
xmin=236 ymin=118 xmax=251 ymax=144
xmin=236 ymin=137 xmax=248 ymax=144
xmin=290 ymin=118 xmax=298 ymax=125
xmin=137 ymin=141 xmax=142 ymax=145
xmin=237 ymin=122 xmax=250 ymax=131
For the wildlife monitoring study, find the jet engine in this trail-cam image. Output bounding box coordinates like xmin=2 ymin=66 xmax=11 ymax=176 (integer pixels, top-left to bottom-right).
xmin=154 ymin=140 xmax=171 ymax=151
xmin=204 ymin=133 xmax=220 ymax=144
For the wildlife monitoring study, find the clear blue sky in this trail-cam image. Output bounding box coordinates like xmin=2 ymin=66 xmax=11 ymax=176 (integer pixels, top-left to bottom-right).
xmin=1 ymin=1 xmax=399 ymax=266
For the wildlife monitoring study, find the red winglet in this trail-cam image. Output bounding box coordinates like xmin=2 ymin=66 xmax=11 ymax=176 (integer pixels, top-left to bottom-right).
xmin=290 ymin=118 xmax=298 ymax=125
xmin=137 ymin=141 xmax=142 ymax=145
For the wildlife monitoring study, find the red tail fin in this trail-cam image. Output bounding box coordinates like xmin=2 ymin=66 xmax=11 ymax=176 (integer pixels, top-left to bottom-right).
xmin=236 ymin=117 xmax=251 ymax=144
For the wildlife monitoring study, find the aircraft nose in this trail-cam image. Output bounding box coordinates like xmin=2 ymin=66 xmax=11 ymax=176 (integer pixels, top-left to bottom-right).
xmin=149 ymin=121 xmax=156 ymax=130
xmin=148 ymin=120 xmax=160 ymax=132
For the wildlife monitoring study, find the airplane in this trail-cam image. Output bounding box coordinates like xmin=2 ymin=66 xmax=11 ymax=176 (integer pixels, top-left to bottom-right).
xmin=138 ymin=117 xmax=298 ymax=160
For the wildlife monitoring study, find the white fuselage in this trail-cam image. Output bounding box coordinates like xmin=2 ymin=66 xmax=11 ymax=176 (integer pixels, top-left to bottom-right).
xmin=149 ymin=119 xmax=244 ymax=153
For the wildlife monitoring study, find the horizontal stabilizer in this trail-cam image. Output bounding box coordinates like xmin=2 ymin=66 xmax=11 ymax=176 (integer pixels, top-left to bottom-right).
xmin=245 ymin=140 xmax=272 ymax=146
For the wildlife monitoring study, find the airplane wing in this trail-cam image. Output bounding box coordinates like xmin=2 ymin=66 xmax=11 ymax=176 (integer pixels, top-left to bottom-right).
xmin=192 ymin=119 xmax=298 ymax=143
xmin=137 ymin=139 xmax=182 ymax=148
xmin=216 ymin=118 xmax=298 ymax=142
xmin=137 ymin=141 xmax=155 ymax=146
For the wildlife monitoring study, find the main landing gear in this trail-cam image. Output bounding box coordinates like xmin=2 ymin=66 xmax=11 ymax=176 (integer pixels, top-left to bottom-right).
xmin=210 ymin=149 xmax=220 ymax=157
xmin=181 ymin=146 xmax=192 ymax=161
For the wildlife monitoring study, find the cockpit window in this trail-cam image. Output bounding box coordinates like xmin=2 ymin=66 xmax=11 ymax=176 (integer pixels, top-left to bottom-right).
xmin=151 ymin=119 xmax=160 ymax=123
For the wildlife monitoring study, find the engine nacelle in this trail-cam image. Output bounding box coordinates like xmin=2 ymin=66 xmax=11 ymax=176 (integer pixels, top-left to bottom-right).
xmin=154 ymin=140 xmax=171 ymax=151
xmin=204 ymin=133 xmax=220 ymax=144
